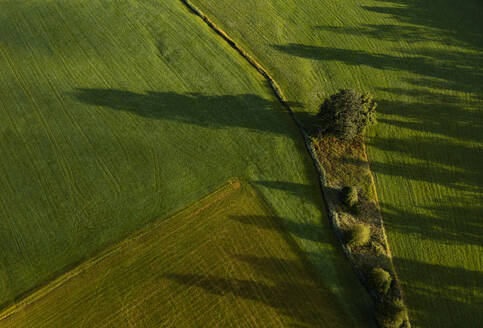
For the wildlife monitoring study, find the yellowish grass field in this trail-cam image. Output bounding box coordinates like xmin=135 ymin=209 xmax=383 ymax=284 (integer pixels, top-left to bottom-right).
xmin=0 ymin=180 xmax=353 ymax=327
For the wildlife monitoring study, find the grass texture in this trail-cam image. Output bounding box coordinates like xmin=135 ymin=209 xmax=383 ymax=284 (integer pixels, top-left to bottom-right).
xmin=0 ymin=0 xmax=374 ymax=325
xmin=189 ymin=0 xmax=483 ymax=326
xmin=0 ymin=181 xmax=355 ymax=327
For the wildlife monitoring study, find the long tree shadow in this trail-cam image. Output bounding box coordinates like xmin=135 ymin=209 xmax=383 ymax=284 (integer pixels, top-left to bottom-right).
xmin=226 ymin=212 xmax=376 ymax=327
xmin=380 ymin=202 xmax=483 ymax=247
xmin=273 ymin=2 xmax=483 ymax=325
xmin=272 ymin=44 xmax=483 ymax=97
xmin=362 ymin=0 xmax=483 ymax=51
xmin=310 ymin=0 xmax=483 ymax=99
xmin=230 ymin=215 xmax=325 ymax=243
xmin=375 ymin=96 xmax=483 ymax=144
xmin=254 ymin=180 xmax=316 ymax=205
xmin=164 ymin=273 xmax=341 ymax=326
xmin=164 ymin=252 xmax=353 ymax=327
xmin=314 ymin=24 xmax=449 ymax=45
xmin=392 ymin=257 xmax=483 ymax=327
xmin=73 ymin=88 xmax=301 ymax=136
xmin=367 ymin=136 xmax=482 ymax=191
xmin=316 ymin=0 xmax=483 ymax=50
xmin=272 ymin=0 xmax=483 ymax=235
xmin=403 ymin=285 xmax=482 ymax=328
xmin=255 ymin=180 xmax=314 ymax=196
xmin=343 ymin=156 xmax=481 ymax=195
xmin=279 ymin=0 xmax=483 ymax=98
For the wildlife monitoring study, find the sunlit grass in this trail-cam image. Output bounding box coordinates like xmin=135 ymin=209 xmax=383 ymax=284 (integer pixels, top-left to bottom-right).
xmin=0 ymin=1 xmax=371 ymax=323
xmin=190 ymin=0 xmax=483 ymax=326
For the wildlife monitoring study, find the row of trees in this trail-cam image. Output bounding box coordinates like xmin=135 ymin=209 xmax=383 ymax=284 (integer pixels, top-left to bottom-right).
xmin=319 ymin=93 xmax=408 ymax=328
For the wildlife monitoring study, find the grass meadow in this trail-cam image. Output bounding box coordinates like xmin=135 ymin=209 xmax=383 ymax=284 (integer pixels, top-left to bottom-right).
xmin=0 ymin=0 xmax=374 ymax=325
xmin=0 ymin=181 xmax=355 ymax=327
xmin=190 ymin=0 xmax=483 ymax=326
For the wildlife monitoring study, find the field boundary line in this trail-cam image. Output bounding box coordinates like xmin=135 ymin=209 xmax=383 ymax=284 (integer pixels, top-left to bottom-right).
xmin=0 ymin=178 xmax=241 ymax=321
xmin=178 ymin=0 xmax=331 ymax=227
xmin=179 ymin=2 xmax=409 ymax=325
xmin=177 ymin=0 xmax=340 ymax=247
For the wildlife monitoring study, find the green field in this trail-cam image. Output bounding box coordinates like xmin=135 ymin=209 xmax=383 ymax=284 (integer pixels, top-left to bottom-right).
xmin=0 ymin=181 xmax=356 ymax=327
xmin=0 ymin=0 xmax=376 ymax=326
xmin=188 ymin=0 xmax=483 ymax=326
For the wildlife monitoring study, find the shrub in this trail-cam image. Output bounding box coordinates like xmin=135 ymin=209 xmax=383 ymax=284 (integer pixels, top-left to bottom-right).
xmin=372 ymin=242 xmax=387 ymax=256
xmin=346 ymin=223 xmax=371 ymax=247
xmin=341 ymin=186 xmax=359 ymax=207
xmin=376 ymin=297 xmax=407 ymax=328
xmin=370 ymin=268 xmax=392 ymax=295
xmin=318 ymin=89 xmax=377 ymax=140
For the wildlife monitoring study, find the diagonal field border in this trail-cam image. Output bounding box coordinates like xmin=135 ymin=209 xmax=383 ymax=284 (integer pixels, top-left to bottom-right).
xmin=0 ymin=179 xmax=242 ymax=321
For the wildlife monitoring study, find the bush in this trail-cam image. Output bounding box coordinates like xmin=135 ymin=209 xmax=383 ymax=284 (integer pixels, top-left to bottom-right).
xmin=370 ymin=268 xmax=392 ymax=295
xmin=346 ymin=223 xmax=371 ymax=247
xmin=318 ymin=89 xmax=377 ymax=140
xmin=376 ymin=297 xmax=407 ymax=328
xmin=341 ymin=186 xmax=359 ymax=207
xmin=372 ymin=242 xmax=387 ymax=256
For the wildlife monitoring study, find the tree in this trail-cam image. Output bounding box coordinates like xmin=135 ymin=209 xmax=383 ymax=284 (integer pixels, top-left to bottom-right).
xmin=346 ymin=223 xmax=371 ymax=248
xmin=376 ymin=296 xmax=407 ymax=328
xmin=318 ymin=89 xmax=377 ymax=140
xmin=370 ymin=267 xmax=393 ymax=295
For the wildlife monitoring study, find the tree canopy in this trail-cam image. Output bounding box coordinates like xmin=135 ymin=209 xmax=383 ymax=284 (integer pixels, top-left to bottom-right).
xmin=318 ymin=89 xmax=377 ymax=140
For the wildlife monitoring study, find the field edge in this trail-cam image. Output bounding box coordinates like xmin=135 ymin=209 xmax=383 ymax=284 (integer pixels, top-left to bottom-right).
xmin=0 ymin=178 xmax=242 ymax=321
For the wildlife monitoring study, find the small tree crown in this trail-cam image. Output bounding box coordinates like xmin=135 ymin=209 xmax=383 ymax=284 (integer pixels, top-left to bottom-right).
xmin=346 ymin=223 xmax=371 ymax=247
xmin=370 ymin=267 xmax=393 ymax=295
xmin=318 ymin=89 xmax=377 ymax=140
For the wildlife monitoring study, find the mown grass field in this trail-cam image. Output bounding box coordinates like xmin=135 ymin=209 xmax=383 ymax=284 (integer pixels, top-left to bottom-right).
xmin=0 ymin=181 xmax=355 ymax=327
xmin=0 ymin=0 xmax=376 ymax=325
xmin=190 ymin=0 xmax=483 ymax=326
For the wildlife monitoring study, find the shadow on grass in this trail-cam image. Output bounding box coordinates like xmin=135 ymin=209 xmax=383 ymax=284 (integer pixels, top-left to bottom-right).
xmin=73 ymin=89 xmax=297 ymax=136
xmin=255 ymin=180 xmax=313 ymax=196
xmin=254 ymin=180 xmax=317 ymax=204
xmin=375 ymin=96 xmax=483 ymax=143
xmin=163 ymin=207 xmax=371 ymax=325
xmin=164 ymin=211 xmax=361 ymax=327
xmin=270 ymin=0 xmax=483 ymax=240
xmin=164 ymin=270 xmax=342 ymax=326
xmin=392 ymin=257 xmax=483 ymax=326
xmin=363 ymin=135 xmax=481 ymax=194
xmin=272 ymin=44 xmax=482 ymax=97
xmin=361 ymin=0 xmax=483 ymax=51
xmin=272 ymin=1 xmax=483 ymax=326
xmin=230 ymin=215 xmax=325 ymax=243
xmin=382 ymin=202 xmax=483 ymax=247
xmin=371 ymin=137 xmax=481 ymax=181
